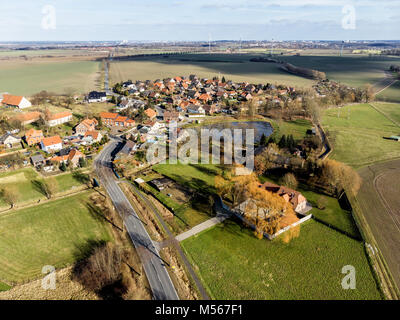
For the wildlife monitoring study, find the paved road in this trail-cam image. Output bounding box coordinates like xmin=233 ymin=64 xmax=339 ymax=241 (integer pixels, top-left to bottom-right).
xmin=123 ymin=181 xmax=211 ymax=300
xmin=176 ymin=214 xmax=230 ymax=242
xmin=94 ymin=139 xmax=179 ymax=300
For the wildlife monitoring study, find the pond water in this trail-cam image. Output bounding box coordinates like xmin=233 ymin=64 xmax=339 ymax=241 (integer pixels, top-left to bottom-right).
xmin=199 ymin=121 xmax=273 ymax=143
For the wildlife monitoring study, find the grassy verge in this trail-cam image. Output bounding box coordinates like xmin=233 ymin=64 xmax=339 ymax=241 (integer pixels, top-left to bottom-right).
xmin=182 ymin=219 xmax=382 ymax=300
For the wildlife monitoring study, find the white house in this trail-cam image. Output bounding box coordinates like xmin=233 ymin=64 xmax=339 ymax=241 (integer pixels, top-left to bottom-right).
xmin=46 ymin=111 xmax=73 ymax=127
xmin=82 ymin=131 xmax=102 ymax=145
xmin=87 ymin=91 xmax=107 ymax=103
xmin=0 ymin=133 xmax=21 ymax=148
xmin=40 ymin=135 xmax=63 ymax=153
xmin=187 ymin=105 xmax=205 ymax=114
xmin=0 ymin=94 xmax=32 ymax=109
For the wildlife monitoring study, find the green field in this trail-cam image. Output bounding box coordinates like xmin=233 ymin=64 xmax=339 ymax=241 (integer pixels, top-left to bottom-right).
xmin=182 ymin=219 xmax=381 ymax=300
xmin=110 ymin=54 xmax=315 ymax=88
xmin=270 ymin=118 xmax=311 ymax=141
xmin=376 ymin=81 xmax=400 ymax=103
xmin=0 ymin=192 xmax=111 ymax=284
xmin=153 ymin=162 xmax=224 ymax=194
xmin=0 ymin=59 xmax=101 ymax=95
xmin=0 ymin=168 xmax=87 ymax=208
xmin=322 ymin=103 xmax=400 ymax=168
xmin=279 ymin=54 xmax=400 ymax=88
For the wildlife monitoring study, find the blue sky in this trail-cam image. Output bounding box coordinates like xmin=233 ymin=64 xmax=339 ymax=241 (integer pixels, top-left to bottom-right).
xmin=0 ymin=0 xmax=399 ymax=41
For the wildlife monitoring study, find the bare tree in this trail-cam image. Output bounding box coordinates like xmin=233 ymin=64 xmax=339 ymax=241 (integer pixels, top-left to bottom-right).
xmin=0 ymin=185 xmax=19 ymax=208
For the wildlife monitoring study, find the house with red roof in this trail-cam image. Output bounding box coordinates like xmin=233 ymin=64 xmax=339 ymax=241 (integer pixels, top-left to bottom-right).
xmin=99 ymin=112 xmax=135 ymax=127
xmin=144 ymin=108 xmax=157 ymax=120
xmin=0 ymin=94 xmax=32 ymax=109
xmin=51 ymin=149 xmax=84 ymax=167
xmin=75 ymin=118 xmax=98 ymax=135
xmin=41 ymin=135 xmax=63 ymax=153
xmin=25 ymin=128 xmax=44 ymax=146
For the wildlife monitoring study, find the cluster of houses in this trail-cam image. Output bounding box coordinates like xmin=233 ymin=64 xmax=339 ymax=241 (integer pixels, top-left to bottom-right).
xmin=112 ymin=75 xmax=297 ymax=119
xmin=0 ymin=111 xmax=103 ymax=172
xmin=26 ymin=117 xmax=103 ymax=171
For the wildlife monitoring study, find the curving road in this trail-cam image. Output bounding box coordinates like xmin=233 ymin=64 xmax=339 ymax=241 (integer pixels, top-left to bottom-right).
xmin=94 ymin=139 xmax=179 ymax=300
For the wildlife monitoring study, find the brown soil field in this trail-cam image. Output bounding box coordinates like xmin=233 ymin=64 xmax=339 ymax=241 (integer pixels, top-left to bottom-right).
xmin=357 ymin=159 xmax=400 ymax=291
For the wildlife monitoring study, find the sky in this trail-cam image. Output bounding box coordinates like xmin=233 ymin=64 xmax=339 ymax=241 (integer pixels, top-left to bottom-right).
xmin=0 ymin=0 xmax=399 ymax=41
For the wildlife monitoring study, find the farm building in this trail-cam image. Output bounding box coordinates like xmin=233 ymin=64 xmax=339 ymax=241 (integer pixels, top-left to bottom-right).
xmin=259 ymin=182 xmax=309 ymax=214
xmin=149 ymin=177 xmax=173 ymax=191
xmin=0 ymin=94 xmax=32 ymax=109
xmin=46 ymin=111 xmax=73 ymax=127
xmin=13 ymin=111 xmax=42 ymax=126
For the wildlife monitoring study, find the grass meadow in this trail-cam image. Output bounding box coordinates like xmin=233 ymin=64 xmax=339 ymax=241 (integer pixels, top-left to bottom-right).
xmin=0 ymin=191 xmax=112 ymax=284
xmin=0 ymin=168 xmax=87 ymax=208
xmin=182 ymin=219 xmax=382 ymax=300
xmin=322 ymin=103 xmax=400 ymax=168
xmin=153 ymin=162 xmax=224 ymax=194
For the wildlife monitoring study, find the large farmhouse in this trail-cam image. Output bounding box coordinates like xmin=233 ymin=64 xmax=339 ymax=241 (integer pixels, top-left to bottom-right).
xmin=259 ymin=182 xmax=308 ymax=214
xmin=46 ymin=111 xmax=73 ymax=127
xmin=0 ymin=94 xmax=32 ymax=109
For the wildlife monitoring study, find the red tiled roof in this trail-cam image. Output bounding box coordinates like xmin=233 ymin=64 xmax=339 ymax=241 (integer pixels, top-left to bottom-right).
xmin=25 ymin=128 xmax=43 ymax=139
xmin=48 ymin=111 xmax=72 ymax=121
xmin=15 ymin=111 xmax=41 ymax=122
xmin=145 ymin=108 xmax=157 ymax=118
xmin=41 ymin=135 xmax=62 ymax=147
xmin=84 ymin=130 xmax=100 ymax=139
xmin=2 ymin=94 xmax=23 ymax=106
xmin=100 ymin=112 xmax=118 ymax=119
